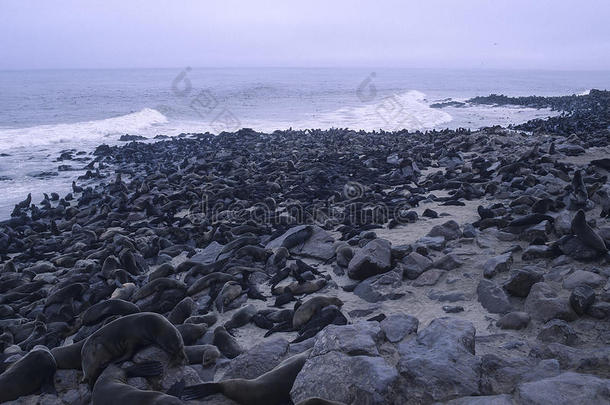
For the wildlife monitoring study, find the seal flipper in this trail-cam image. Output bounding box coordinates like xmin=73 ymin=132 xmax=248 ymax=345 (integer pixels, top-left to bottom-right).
xmin=124 ymin=361 xmax=164 ymax=377
xmin=166 ymin=378 xmax=185 ymax=398
xmin=181 ymin=382 xmax=221 ymax=400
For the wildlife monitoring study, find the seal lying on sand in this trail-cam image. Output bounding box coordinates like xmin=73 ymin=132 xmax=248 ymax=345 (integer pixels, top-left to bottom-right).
xmin=0 ymin=346 xmax=56 ymax=402
xmin=81 ymin=312 xmax=186 ymax=386
xmin=180 ymin=349 xmax=312 ymax=404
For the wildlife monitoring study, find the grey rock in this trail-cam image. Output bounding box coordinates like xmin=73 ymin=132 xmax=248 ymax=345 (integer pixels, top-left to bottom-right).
xmin=569 ymin=285 xmax=596 ymax=315
xmin=191 ymin=241 xmax=225 ymax=264
xmin=353 ymin=271 xmax=404 ymax=303
xmin=413 ymin=268 xmax=445 ymax=286
xmin=291 ymin=351 xmax=398 ymax=405
xmin=312 ymin=321 xmax=382 ymax=357
xmin=433 ymin=253 xmax=463 ymax=270
xmin=291 ymin=323 xmax=396 ymax=405
xmin=402 ymin=252 xmax=433 ymax=279
xmin=516 ymin=372 xmax=610 ymax=405
xmin=524 ymin=282 xmax=577 ymax=322
xmin=483 ymin=252 xmax=513 ymax=278
xmin=348 ymin=239 xmax=392 ymax=280
xmin=562 ymin=270 xmax=605 ymax=290
xmin=480 ymin=354 xmax=560 ymax=395
xmin=292 ymin=225 xmax=336 ymax=260
xmin=503 ymin=267 xmax=544 ymax=297
xmin=530 ymin=342 xmax=610 ymax=376
xmin=398 ymin=318 xmax=481 ymax=403
xmin=496 ymin=312 xmax=531 ymax=330
xmin=428 ymin=220 xmax=462 ymax=241
xmin=415 ymin=236 xmax=447 ymax=251
xmin=537 ymin=320 xmax=579 ymax=346
xmin=221 ymin=338 xmax=289 ymax=379
xmin=586 ymin=301 xmax=610 ymax=319
xmin=477 ymin=279 xmax=512 ymax=314
xmin=428 ymin=290 xmax=466 ymax=302
xmin=380 ymin=313 xmax=419 ymax=343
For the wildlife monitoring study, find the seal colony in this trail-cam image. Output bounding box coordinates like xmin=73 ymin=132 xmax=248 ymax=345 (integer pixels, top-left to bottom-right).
xmin=0 ymin=90 xmax=609 ymax=404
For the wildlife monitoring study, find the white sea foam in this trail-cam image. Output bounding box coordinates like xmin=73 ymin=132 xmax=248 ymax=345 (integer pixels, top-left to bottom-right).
xmin=0 ymin=108 xmax=168 ymax=149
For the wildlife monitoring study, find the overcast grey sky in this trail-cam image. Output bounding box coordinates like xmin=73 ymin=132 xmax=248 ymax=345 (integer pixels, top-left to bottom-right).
xmin=1 ymin=0 xmax=608 ymax=70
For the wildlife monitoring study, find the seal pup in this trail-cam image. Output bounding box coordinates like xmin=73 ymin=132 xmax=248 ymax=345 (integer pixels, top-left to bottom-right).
xmin=292 ymin=296 xmax=344 ymax=329
xmin=571 ymin=210 xmax=608 ymax=252
xmin=52 ymin=339 xmax=86 ymax=369
xmin=92 ymin=364 xmax=182 ymax=405
xmin=181 ymin=349 xmax=312 ymax=404
xmin=0 ymin=345 xmax=57 ymax=402
xmin=81 ymin=312 xmax=186 ymax=386
xmin=81 ymin=299 xmax=140 ymax=326
xmin=212 ymin=326 xmax=242 ymax=359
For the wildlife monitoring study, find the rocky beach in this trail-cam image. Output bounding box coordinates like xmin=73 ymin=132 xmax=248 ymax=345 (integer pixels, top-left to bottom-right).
xmin=0 ymin=90 xmax=609 ymax=404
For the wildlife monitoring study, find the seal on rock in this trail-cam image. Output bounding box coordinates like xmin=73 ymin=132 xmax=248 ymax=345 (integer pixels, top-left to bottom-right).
xmin=292 ymin=296 xmax=343 ymax=329
xmin=571 ymin=210 xmax=608 ymax=252
xmin=81 ymin=312 xmax=186 ymax=386
xmin=181 ymin=349 xmax=312 ymax=404
xmin=92 ymin=364 xmax=182 ymax=405
xmin=0 ymin=346 xmax=57 ymax=402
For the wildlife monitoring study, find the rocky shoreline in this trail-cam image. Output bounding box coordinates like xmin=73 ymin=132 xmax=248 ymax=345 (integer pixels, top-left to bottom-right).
xmin=0 ymin=91 xmax=609 ymax=404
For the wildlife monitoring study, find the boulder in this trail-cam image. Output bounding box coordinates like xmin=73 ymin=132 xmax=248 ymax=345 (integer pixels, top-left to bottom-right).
xmin=433 ymin=253 xmax=463 ymax=271
xmin=477 ymin=279 xmax=512 ymax=314
xmin=290 ymin=322 xmax=397 ymax=405
xmin=516 ymin=372 xmax=610 ymax=404
xmin=402 ymin=252 xmax=433 ymax=279
xmin=353 ymin=271 xmax=404 ymax=303
xmin=503 ymin=267 xmax=544 ymax=298
xmin=524 ymin=282 xmax=577 ymax=322
xmin=496 ymin=312 xmax=531 ymax=330
xmin=380 ymin=313 xmax=419 ymax=343
xmin=569 ymin=285 xmax=596 ymax=315
xmin=397 ymin=318 xmax=481 ymax=403
xmin=537 ymin=319 xmax=578 ymax=346
xmin=348 ymin=239 xmax=392 ymax=280
xmin=483 ymin=252 xmax=513 ymax=278
xmin=413 ymin=269 xmax=445 ymax=287
xmin=562 ymin=270 xmax=605 ymax=290
xmin=220 ymin=338 xmax=289 ymax=379
xmin=427 ymin=220 xmax=462 ymax=241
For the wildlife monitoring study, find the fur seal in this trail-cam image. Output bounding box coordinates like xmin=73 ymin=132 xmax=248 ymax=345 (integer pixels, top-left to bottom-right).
xmin=214 ymin=281 xmax=243 ymax=312
xmin=81 ymin=312 xmax=186 ymax=386
xmin=168 ymin=297 xmax=194 ymax=325
xmin=92 ymin=364 xmax=182 ymax=405
xmin=184 ymin=344 xmax=221 ymax=366
xmin=82 ymin=299 xmax=140 ymax=326
xmin=0 ymin=346 xmax=57 ymax=402
xmin=176 ymin=323 xmax=206 ymax=345
xmin=51 ymin=340 xmax=86 ymax=369
xmin=212 ymin=326 xmax=242 ymax=359
xmin=181 ymin=349 xmax=312 ymax=404
xmin=224 ymin=304 xmax=257 ymax=331
xmin=292 ymin=296 xmax=344 ymax=329
xmin=571 ymin=210 xmax=608 ymax=252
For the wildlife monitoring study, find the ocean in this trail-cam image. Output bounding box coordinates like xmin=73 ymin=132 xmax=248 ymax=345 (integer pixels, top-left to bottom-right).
xmin=1 ymin=67 xmax=609 ymax=219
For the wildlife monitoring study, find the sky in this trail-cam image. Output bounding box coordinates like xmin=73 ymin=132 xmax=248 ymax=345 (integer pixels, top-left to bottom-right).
xmin=0 ymin=0 xmax=609 ymax=70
